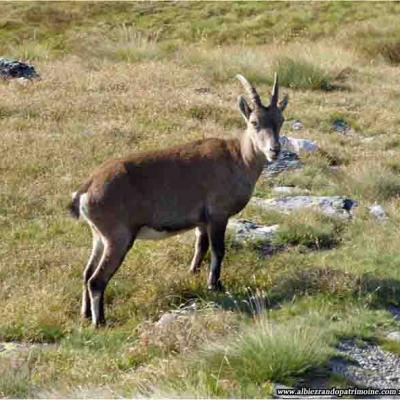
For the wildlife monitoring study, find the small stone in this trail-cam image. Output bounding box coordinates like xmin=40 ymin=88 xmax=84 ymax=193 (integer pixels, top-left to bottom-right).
xmin=290 ymin=119 xmax=303 ymax=131
xmin=194 ymin=87 xmax=211 ymax=94
xmin=272 ymin=186 xmax=295 ymax=194
xmin=228 ymin=219 xmax=279 ymax=244
xmin=280 ymin=135 xmax=318 ymax=153
xmin=332 ymin=119 xmax=349 ymax=134
xmin=387 ymin=331 xmax=400 ymax=342
xmin=361 ymin=137 xmax=375 ymax=143
xmin=156 ymin=313 xmax=178 ymax=327
xmin=387 ymin=305 xmax=400 ymax=321
xmin=368 ymin=204 xmax=387 ymax=221
xmin=272 ymin=186 xmax=310 ymax=195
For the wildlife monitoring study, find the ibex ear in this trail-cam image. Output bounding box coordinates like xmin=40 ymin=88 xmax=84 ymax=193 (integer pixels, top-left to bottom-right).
xmin=238 ymin=96 xmax=251 ymax=121
xmin=279 ymin=94 xmax=289 ymax=111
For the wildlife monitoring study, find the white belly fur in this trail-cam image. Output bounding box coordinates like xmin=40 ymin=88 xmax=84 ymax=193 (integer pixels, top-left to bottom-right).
xmin=136 ymin=226 xmax=188 ymax=241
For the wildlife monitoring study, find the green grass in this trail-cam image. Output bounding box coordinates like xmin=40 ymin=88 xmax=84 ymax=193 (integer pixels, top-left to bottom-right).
xmin=0 ymin=359 xmax=33 ymax=398
xmin=273 ymin=213 xmax=344 ymax=250
xmin=275 ymin=57 xmax=334 ymax=91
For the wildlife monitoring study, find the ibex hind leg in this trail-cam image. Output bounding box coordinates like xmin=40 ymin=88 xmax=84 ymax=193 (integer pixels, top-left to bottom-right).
xmin=88 ymin=226 xmax=135 ymax=327
xmin=78 ymin=193 xmax=105 ymax=320
xmin=189 ymin=226 xmax=209 ymax=274
xmin=81 ymin=227 xmax=104 ymax=320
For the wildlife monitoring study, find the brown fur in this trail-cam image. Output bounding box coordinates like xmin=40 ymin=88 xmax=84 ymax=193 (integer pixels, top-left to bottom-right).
xmin=82 ymin=138 xmax=261 ymax=234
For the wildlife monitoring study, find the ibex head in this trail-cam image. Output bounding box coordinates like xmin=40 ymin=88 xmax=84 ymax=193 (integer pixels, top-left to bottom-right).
xmin=236 ymin=74 xmax=288 ymax=162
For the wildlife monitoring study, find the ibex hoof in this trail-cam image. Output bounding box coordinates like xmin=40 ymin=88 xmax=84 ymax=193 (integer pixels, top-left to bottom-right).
xmin=208 ymin=281 xmax=225 ymax=292
xmin=91 ymin=318 xmax=106 ymax=328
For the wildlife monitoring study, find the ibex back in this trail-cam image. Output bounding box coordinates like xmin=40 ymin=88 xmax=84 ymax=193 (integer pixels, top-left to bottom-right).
xmin=68 ymin=74 xmax=288 ymax=326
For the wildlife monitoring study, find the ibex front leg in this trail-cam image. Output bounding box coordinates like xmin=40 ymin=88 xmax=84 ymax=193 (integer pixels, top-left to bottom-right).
xmin=207 ymin=219 xmax=227 ymax=291
xmin=189 ymin=226 xmax=209 ymax=274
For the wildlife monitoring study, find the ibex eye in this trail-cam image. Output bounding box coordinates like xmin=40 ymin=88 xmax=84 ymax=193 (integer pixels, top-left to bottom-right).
xmin=251 ymin=121 xmax=258 ymax=127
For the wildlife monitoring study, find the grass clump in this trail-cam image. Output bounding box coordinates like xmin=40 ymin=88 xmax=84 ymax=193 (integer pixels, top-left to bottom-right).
xmin=345 ymin=18 xmax=400 ymax=64
xmin=273 ymin=216 xmax=341 ymax=250
xmin=342 ymin=164 xmax=400 ymax=202
xmin=97 ymin=26 xmax=167 ymax=63
xmin=0 ymin=360 xmax=33 ymax=398
xmin=274 ymin=56 xmax=334 ymax=91
xmin=182 ymin=46 xmax=274 ymax=85
xmin=206 ymin=318 xmax=330 ymax=385
xmin=143 ymin=315 xmax=332 ymax=397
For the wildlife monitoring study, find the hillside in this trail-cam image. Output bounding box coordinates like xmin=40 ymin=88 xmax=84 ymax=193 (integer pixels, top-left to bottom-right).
xmin=1 ymin=2 xmax=400 ymax=397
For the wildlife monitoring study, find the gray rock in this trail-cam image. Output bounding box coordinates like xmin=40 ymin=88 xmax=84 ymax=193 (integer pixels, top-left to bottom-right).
xmin=263 ymin=150 xmax=301 ymax=177
xmin=272 ymin=186 xmax=310 ymax=195
xmin=361 ymin=136 xmax=375 ymax=143
xmin=272 ymin=186 xmax=295 ymax=194
xmin=388 ymin=305 xmax=400 ymax=321
xmin=368 ymin=204 xmax=387 ymax=221
xmin=155 ymin=303 xmax=204 ymax=328
xmin=251 ymin=196 xmax=356 ymax=218
xmin=228 ymin=219 xmax=279 ymax=244
xmin=280 ymin=135 xmax=318 ymax=153
xmin=0 ymin=58 xmax=39 ymax=79
xmin=290 ymin=119 xmax=303 ymax=131
xmin=332 ymin=119 xmax=349 ymax=134
xmin=387 ymin=331 xmax=400 ymax=342
xmin=155 ymin=313 xmax=179 ymax=327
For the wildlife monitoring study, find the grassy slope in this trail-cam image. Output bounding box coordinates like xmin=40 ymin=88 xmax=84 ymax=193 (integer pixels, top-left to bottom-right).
xmin=1 ymin=2 xmax=400 ymax=397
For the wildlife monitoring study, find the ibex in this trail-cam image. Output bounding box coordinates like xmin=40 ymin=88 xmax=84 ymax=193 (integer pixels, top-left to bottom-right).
xmin=68 ymin=74 xmax=288 ymax=326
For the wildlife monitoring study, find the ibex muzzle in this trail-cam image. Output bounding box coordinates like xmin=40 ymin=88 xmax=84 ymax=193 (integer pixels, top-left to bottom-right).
xmin=68 ymin=74 xmax=288 ymax=327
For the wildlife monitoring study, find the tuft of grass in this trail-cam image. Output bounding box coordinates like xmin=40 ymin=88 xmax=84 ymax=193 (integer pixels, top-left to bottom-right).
xmin=345 ymin=18 xmax=400 ymax=64
xmin=274 ymin=56 xmax=334 ymax=91
xmin=0 ymin=360 xmax=33 ymax=398
xmin=341 ymin=164 xmax=400 ymax=202
xmin=140 ymin=316 xmax=332 ymax=398
xmin=273 ymin=216 xmax=340 ymax=250
xmin=89 ymin=25 xmax=168 ymax=63
xmin=181 ymin=46 xmax=274 ymax=85
xmin=204 ymin=318 xmax=331 ymax=386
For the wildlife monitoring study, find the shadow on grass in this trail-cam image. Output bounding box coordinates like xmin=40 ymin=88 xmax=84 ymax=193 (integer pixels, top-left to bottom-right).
xmin=162 ymin=267 xmax=400 ymax=317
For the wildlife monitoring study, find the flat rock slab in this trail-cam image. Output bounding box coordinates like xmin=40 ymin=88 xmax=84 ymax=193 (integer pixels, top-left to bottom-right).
xmin=330 ymin=339 xmax=400 ymax=389
xmin=272 ymin=186 xmax=310 ymax=195
xmin=252 ymin=196 xmax=356 ymax=218
xmin=0 ymin=342 xmax=53 ymax=357
xmin=228 ymin=219 xmax=279 ymax=244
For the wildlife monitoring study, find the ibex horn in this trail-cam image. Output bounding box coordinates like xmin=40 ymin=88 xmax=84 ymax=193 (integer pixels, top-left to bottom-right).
xmin=236 ymin=74 xmax=262 ymax=107
xmin=271 ymin=72 xmax=279 ymax=106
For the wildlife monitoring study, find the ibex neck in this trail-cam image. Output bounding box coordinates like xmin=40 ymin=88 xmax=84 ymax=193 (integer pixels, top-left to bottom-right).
xmin=240 ymin=131 xmax=267 ymax=180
